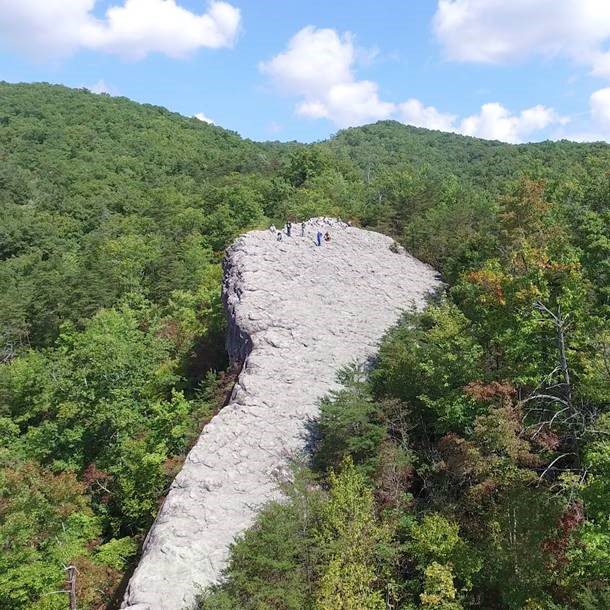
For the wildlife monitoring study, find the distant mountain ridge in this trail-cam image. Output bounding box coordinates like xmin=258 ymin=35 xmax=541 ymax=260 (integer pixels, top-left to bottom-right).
xmin=327 ymin=120 xmax=610 ymax=190
xmin=2 ymin=82 xmax=609 ymax=189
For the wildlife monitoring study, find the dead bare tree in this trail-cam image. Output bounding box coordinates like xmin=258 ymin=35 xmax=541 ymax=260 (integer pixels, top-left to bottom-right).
xmin=65 ymin=565 xmax=77 ymax=610
xmin=520 ymin=301 xmax=586 ymax=481
xmin=533 ymin=300 xmax=573 ymax=407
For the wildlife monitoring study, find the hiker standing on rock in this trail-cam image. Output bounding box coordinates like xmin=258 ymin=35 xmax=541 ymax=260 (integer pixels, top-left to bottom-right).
xmin=316 ymin=230 xmax=323 ymax=246
xmin=277 ymin=231 xmax=283 ymax=241
xmin=286 ymin=222 xmax=292 ymax=237
xmin=301 ymin=222 xmax=305 ymax=237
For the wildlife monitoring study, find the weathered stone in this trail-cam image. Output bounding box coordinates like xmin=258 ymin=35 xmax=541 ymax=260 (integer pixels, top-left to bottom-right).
xmin=122 ymin=218 xmax=441 ymax=610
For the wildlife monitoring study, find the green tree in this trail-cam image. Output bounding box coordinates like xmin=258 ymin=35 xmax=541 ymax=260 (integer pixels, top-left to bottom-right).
xmin=419 ymin=563 xmax=463 ymax=610
xmin=315 ymin=460 xmax=391 ymax=610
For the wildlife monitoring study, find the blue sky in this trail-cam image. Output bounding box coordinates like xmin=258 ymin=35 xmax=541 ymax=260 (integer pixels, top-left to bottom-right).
xmin=2 ymin=0 xmax=610 ymax=143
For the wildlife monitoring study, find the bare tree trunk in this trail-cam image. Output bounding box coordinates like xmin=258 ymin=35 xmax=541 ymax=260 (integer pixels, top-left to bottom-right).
xmin=534 ymin=301 xmax=573 ymax=408
xmin=556 ymin=305 xmax=572 ymax=407
xmin=530 ymin=301 xmax=585 ymax=472
xmin=66 ymin=565 xmax=77 ymax=610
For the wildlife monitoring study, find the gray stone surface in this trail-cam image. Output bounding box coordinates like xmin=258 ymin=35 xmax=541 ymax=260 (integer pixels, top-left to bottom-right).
xmin=121 ymin=218 xmax=440 ymax=610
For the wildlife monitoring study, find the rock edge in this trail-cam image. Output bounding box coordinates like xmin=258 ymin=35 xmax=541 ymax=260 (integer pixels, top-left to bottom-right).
xmin=122 ymin=218 xmax=441 ymax=610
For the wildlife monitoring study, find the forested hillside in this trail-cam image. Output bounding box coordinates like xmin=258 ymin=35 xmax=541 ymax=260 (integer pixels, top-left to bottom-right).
xmin=328 ymin=121 xmax=610 ymax=192
xmin=0 ymin=83 xmax=608 ymax=609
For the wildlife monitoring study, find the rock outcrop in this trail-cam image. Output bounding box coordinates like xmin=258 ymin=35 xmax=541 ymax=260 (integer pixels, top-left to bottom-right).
xmin=122 ymin=218 xmax=440 ymax=610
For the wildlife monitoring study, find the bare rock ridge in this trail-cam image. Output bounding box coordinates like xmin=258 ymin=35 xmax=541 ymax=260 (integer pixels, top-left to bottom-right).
xmin=121 ymin=218 xmax=441 ymax=610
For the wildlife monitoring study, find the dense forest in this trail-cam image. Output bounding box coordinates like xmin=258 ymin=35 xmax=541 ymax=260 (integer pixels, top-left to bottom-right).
xmin=0 ymin=82 xmax=608 ymax=609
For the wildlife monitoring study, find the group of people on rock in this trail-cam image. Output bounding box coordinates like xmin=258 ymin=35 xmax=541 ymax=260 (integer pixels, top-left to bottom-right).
xmin=317 ymin=230 xmax=331 ymax=246
xmin=269 ymin=221 xmax=331 ymax=246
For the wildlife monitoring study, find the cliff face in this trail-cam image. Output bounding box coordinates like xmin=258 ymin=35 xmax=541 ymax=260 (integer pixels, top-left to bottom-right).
xmin=122 ymin=219 xmax=441 ymax=610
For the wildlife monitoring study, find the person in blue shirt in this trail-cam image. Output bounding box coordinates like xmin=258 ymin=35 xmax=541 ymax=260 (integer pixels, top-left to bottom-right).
xmin=316 ymin=230 xmax=323 ymax=246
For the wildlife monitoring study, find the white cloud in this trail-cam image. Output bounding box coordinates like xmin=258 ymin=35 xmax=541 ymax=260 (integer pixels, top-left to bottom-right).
xmin=90 ymin=0 xmax=241 ymax=60
xmin=194 ymin=112 xmax=215 ymax=124
xmin=0 ymin=0 xmax=95 ymax=58
xmin=591 ymin=51 xmax=610 ymax=78
xmin=590 ymin=87 xmax=610 ymax=130
xmin=260 ymin=26 xmax=395 ymax=128
xmin=262 ymin=25 xmax=567 ymax=141
xmin=260 ymin=27 xmax=353 ymax=99
xmin=430 ymin=2 xmax=610 ymax=142
xmin=397 ymin=98 xmax=456 ymax=131
xmin=564 ymin=87 xmax=610 ymax=140
xmin=547 ymin=88 xmax=610 ymax=141
xmin=0 ymin=0 xmax=240 ymax=60
xmin=433 ymin=0 xmax=610 ymax=76
xmin=397 ymin=99 xmax=566 ymax=143
xmin=297 ymin=81 xmax=395 ymax=128
xmin=88 ymin=79 xmax=114 ymax=94
xmin=459 ymin=103 xmax=567 ymax=143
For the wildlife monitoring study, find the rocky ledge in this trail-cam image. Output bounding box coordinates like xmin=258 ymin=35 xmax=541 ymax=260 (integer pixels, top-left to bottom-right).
xmin=121 ymin=218 xmax=441 ymax=610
